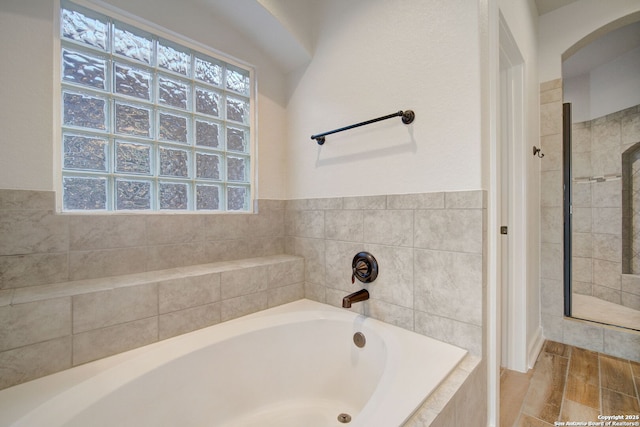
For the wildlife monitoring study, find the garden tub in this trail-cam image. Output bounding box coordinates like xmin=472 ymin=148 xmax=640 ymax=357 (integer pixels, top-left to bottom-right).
xmin=0 ymin=299 xmax=467 ymax=427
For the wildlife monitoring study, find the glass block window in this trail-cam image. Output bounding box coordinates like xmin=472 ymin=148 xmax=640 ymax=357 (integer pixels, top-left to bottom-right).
xmin=60 ymin=1 xmax=252 ymax=211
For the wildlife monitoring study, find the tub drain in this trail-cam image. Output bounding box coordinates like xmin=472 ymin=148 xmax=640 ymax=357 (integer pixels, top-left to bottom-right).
xmin=337 ymin=413 xmax=352 ymax=423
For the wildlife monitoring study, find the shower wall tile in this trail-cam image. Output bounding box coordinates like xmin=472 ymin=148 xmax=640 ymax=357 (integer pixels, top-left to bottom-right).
xmin=415 ymin=310 xmax=482 ymax=357
xmin=572 ymin=151 xmax=592 ymax=178
xmin=145 ymin=215 xmax=204 ymax=245
xmin=72 ymin=317 xmax=158 ymax=365
xmin=592 ymin=234 xmax=621 ymax=262
xmin=73 ymin=284 xmax=158 ymax=333
xmin=592 ymin=208 xmax=621 ymax=236
xmin=621 ymin=292 xmax=640 ymax=310
xmin=325 ymin=240 xmax=362 ymax=291
xmin=267 ymin=282 xmax=304 ymax=308
xmin=572 ymin=125 xmax=592 ymax=153
xmin=540 ymin=278 xmax=563 ymax=317
xmin=572 ymin=184 xmax=591 ymax=207
xmin=366 ymin=299 xmax=414 ymax=331
xmin=541 ymin=171 xmax=562 ymax=207
xmin=0 ymin=337 xmax=72 ymax=390
xmin=541 ymin=243 xmax=562 ymax=280
xmin=572 ymin=208 xmax=592 ymax=233
xmin=69 ymin=246 xmax=149 ymax=280
xmin=158 ymin=273 xmax=220 ymax=314
xmin=0 ymin=210 xmax=69 ymax=256
xmin=622 ymin=274 xmax=640 ymax=296
xmin=220 ymin=291 xmax=268 ymax=322
xmin=286 ymin=191 xmax=486 ymax=357
xmin=387 ymin=192 xmax=444 ymax=209
xmin=592 ymin=285 xmax=621 ymax=305
xmin=592 ymin=259 xmax=621 ymax=290
xmin=267 ymin=257 xmax=305 ymax=288
xmin=284 ymin=209 xmax=325 ymax=239
xmin=0 ymin=253 xmax=69 ymax=289
xmin=541 ymin=102 xmax=563 ymax=136
xmin=68 ymin=215 xmax=146 ymax=250
xmin=563 ymin=319 xmax=604 ymax=354
xmin=572 ymin=233 xmax=592 ymax=258
xmin=540 ymin=82 xmax=640 ymax=364
xmin=541 ymin=207 xmax=563 ymax=244
xmin=220 ymin=265 xmax=267 ymax=299
xmin=592 ymin=180 xmax=621 ymax=207
xmin=342 ymin=195 xmax=386 ymax=210
xmin=362 ymin=210 xmax=413 ymax=247
xmin=0 ymin=297 xmax=71 ymax=351
xmin=541 ymin=134 xmax=562 ymax=172
xmin=0 ymin=190 xmax=55 ymax=211
xmin=147 ymin=243 xmax=207 ymax=271
xmin=414 ymin=249 xmax=483 ymax=326
xmin=414 ymin=209 xmax=483 ymax=253
xmin=325 ymin=209 xmax=363 ymax=241
xmin=621 ymin=111 xmax=640 ymax=145
xmin=572 ymin=257 xmax=592 ymax=284
xmin=159 ymin=302 xmax=221 ymax=340
xmin=364 ymin=243 xmax=413 ymax=308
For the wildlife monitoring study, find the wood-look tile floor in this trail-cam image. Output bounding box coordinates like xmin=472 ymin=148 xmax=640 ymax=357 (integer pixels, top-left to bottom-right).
xmin=500 ymin=340 xmax=640 ymax=427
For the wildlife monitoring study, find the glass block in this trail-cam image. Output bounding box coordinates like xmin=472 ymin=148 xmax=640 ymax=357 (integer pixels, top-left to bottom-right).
xmin=226 ymin=66 xmax=250 ymax=95
xmin=63 ymin=92 xmax=106 ymax=130
xmin=195 ymin=87 xmax=220 ymax=117
xmin=63 ymin=176 xmax=106 ymax=210
xmin=61 ymin=8 xmax=107 ymax=50
xmin=63 ymin=134 xmax=107 ymax=171
xmin=159 ymin=113 xmax=188 ymax=143
xmin=227 ymin=126 xmax=248 ymax=152
xmin=226 ymin=96 xmax=249 ymax=124
xmin=196 ymin=153 xmax=220 ymax=180
xmin=115 ymin=102 xmax=151 ymax=137
xmin=159 ymin=76 xmax=188 ymax=109
xmin=62 ymin=49 xmax=106 ymax=89
xmin=227 ymin=186 xmax=249 ymax=211
xmin=116 ymin=141 xmax=151 ymax=174
xmin=160 ymin=182 xmax=188 ymax=210
xmin=116 ymin=179 xmax=151 ymax=210
xmin=195 ymin=120 xmax=220 ymax=148
xmin=227 ymin=156 xmax=248 ymax=182
xmin=159 ymin=147 xmax=189 ymax=177
xmin=114 ymin=25 xmax=152 ymax=64
xmin=195 ymin=57 xmax=222 ymax=86
xmin=196 ymin=185 xmax=220 ymax=210
xmin=158 ymin=41 xmax=190 ymax=76
xmin=115 ymin=63 xmax=150 ymax=100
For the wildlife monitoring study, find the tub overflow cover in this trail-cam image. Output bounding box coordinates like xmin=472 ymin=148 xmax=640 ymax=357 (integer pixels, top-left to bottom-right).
xmin=338 ymin=413 xmax=352 ymax=423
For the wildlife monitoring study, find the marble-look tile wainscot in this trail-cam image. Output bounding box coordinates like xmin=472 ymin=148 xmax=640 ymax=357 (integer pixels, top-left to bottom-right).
xmin=0 ymin=255 xmax=304 ymax=389
xmin=284 ymin=190 xmax=487 ymax=359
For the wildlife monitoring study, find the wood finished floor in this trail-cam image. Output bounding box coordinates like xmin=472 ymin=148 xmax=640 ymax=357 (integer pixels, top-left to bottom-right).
xmin=500 ymin=341 xmax=640 ymax=427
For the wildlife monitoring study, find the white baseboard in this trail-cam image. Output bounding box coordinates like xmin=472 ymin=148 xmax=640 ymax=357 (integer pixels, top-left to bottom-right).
xmin=527 ymin=327 xmax=545 ymax=370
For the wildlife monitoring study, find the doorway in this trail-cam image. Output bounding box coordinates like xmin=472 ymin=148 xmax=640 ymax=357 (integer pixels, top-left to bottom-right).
xmin=498 ymin=15 xmax=527 ymax=373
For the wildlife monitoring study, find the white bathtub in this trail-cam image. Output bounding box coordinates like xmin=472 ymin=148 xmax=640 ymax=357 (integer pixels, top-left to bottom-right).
xmin=0 ymin=299 xmax=466 ymax=427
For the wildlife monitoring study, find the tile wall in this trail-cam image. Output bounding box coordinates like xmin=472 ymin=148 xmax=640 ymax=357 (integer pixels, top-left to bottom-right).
xmin=571 ymin=105 xmax=640 ymax=310
xmin=539 ymin=79 xmax=640 ymax=362
xmin=284 ymin=190 xmax=487 ymax=358
xmin=0 ymin=189 xmax=285 ymax=290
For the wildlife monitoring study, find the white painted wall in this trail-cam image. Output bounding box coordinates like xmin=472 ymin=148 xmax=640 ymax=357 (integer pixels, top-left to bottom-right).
xmin=564 ymin=46 xmax=640 ymax=122
xmin=285 ymin=0 xmax=483 ymax=199
xmin=0 ymin=0 xmax=289 ymax=200
xmin=538 ymin=0 xmax=640 ymax=83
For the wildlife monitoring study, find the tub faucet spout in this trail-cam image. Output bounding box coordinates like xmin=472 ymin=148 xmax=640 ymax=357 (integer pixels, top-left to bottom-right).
xmin=342 ymin=289 xmax=369 ymax=308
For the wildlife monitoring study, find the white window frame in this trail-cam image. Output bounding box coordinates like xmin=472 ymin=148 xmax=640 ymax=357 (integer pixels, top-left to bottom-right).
xmin=54 ymin=0 xmax=256 ymax=213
